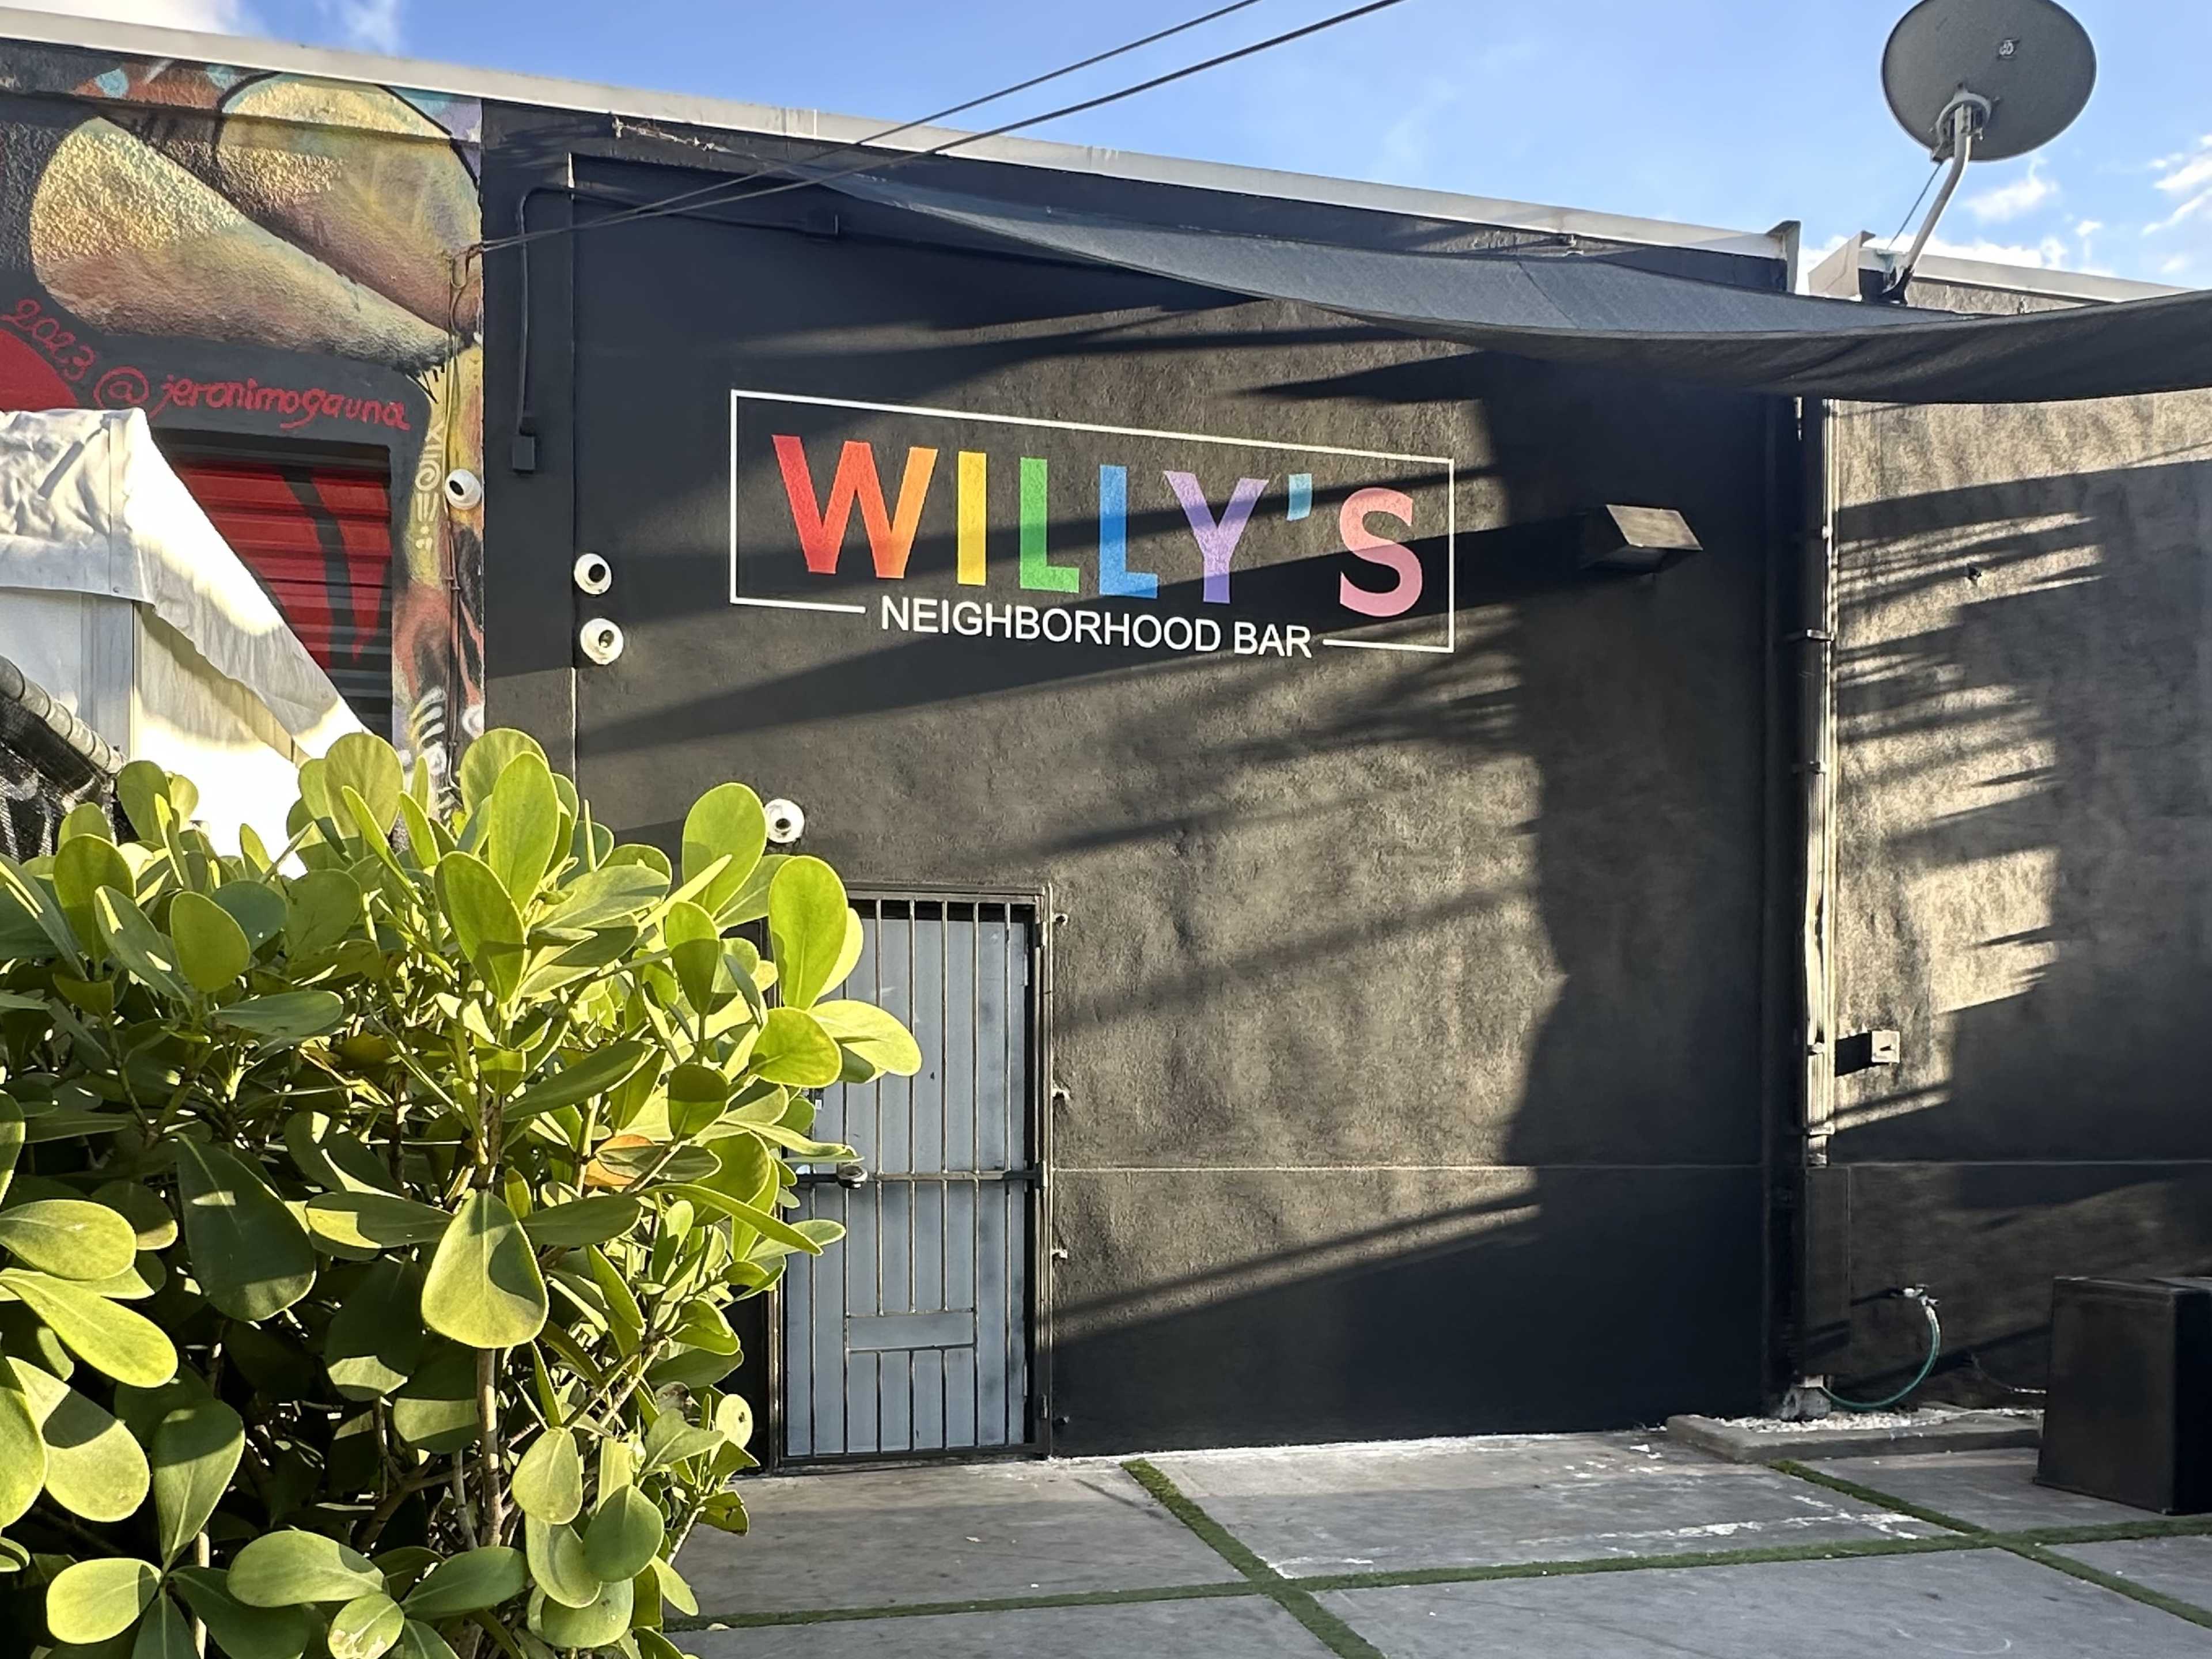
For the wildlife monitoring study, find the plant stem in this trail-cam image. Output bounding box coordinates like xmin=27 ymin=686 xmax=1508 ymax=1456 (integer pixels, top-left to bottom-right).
xmin=477 ymin=1345 xmax=505 ymax=1544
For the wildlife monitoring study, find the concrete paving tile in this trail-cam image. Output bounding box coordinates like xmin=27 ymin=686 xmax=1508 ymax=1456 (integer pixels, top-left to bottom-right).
xmin=675 ymin=1461 xmax=1237 ymax=1614
xmin=1321 ymin=1547 xmax=2212 ymax=1657
xmin=683 ymin=1596 xmax=1334 ymax=1659
xmin=2061 ymin=1536 xmax=2212 ymax=1611
xmin=1809 ymin=1448 xmax=2164 ymax=1531
xmin=1148 ymin=1431 xmax=1940 ymax=1577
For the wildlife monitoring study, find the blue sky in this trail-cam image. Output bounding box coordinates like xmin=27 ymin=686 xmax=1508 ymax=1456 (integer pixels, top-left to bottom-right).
xmin=42 ymin=0 xmax=2212 ymax=285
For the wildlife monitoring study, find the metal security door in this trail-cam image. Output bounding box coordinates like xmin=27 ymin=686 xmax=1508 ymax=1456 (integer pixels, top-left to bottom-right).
xmin=782 ymin=897 xmax=1042 ymax=1461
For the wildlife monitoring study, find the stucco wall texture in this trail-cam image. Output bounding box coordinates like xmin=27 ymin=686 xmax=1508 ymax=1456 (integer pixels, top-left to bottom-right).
xmin=1830 ymin=384 xmax=2212 ymax=1392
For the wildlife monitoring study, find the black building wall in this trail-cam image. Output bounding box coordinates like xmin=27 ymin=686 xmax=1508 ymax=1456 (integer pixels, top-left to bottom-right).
xmin=483 ymin=109 xmax=1791 ymax=1453
xmin=1823 ymin=357 xmax=2212 ymax=1400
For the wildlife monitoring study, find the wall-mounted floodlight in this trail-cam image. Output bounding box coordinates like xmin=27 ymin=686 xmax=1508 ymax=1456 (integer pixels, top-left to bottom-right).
xmin=1578 ymin=505 xmax=1702 ymax=575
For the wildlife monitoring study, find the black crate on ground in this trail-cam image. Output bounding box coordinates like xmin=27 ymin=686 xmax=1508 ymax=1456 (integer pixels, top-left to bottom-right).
xmin=2037 ymin=1276 xmax=2212 ymax=1514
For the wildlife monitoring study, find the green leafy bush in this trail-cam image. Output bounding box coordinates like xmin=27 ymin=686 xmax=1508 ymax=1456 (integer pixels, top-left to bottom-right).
xmin=0 ymin=729 xmax=914 ymax=1658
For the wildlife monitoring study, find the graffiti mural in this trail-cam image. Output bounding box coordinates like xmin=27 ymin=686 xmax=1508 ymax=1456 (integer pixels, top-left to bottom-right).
xmin=0 ymin=47 xmax=483 ymax=783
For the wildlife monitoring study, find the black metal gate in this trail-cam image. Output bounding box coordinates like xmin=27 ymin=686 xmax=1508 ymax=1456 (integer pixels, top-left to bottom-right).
xmin=780 ymin=895 xmax=1046 ymax=1461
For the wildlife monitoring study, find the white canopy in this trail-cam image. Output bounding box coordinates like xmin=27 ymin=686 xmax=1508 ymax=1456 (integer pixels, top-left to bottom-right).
xmin=0 ymin=407 xmax=364 ymax=848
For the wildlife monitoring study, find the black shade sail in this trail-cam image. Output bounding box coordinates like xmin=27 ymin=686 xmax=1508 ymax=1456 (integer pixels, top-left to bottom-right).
xmin=824 ymin=172 xmax=2212 ymax=404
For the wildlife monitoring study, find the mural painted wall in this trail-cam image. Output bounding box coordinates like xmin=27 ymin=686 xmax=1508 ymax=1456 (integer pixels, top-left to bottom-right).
xmin=0 ymin=44 xmax=483 ymax=783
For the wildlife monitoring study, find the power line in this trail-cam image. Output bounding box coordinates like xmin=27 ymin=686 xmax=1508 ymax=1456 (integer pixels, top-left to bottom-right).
xmin=479 ymin=0 xmax=1417 ymax=256
xmin=483 ymin=1 xmax=1274 ymax=256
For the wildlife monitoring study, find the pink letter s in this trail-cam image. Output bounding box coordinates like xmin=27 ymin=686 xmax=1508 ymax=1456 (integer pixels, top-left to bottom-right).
xmin=1338 ymin=487 xmax=1420 ymax=618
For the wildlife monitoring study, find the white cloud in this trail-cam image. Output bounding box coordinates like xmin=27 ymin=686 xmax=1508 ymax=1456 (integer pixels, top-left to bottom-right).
xmin=1965 ymin=159 xmax=2056 ymax=224
xmin=316 ymin=0 xmax=401 ymax=54
xmin=6 ymin=0 xmax=260 ymax=32
xmin=2161 ymin=253 xmax=2194 ymax=278
xmin=2146 ymin=138 xmax=2212 ymax=235
xmin=1870 ymin=231 xmax=2071 ymax=269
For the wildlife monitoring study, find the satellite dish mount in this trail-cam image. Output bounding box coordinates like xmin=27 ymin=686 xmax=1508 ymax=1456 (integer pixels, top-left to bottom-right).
xmin=1876 ymin=0 xmax=2096 ymax=301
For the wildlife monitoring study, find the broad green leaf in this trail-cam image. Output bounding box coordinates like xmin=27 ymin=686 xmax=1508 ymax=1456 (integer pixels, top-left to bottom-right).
xmin=512 ymin=1427 xmax=583 ymax=1525
xmin=59 ymin=800 xmax=113 ymax=844
xmin=484 ymin=751 xmax=561 ymax=904
xmin=421 ymin=1189 xmax=548 ymax=1349
xmin=597 ymin=1433 xmax=635 ymax=1495
xmin=151 ymin=1398 xmax=245 ymax=1564
xmin=389 ymin=1344 xmax=478 ymax=1452
xmin=810 ymin=1000 xmax=925 ymax=1076
xmin=640 ymin=1411 xmax=723 ymax=1475
xmin=116 ymin=760 xmax=175 ymax=841
xmin=584 ymin=1247 xmax=644 ymax=1354
xmin=681 ymin=783 xmax=767 ymax=916
xmin=665 ymin=1186 xmax=828 ymax=1255
xmin=649 ymin=1556 xmax=698 ymax=1618
xmin=527 ymin=1572 xmax=632 ymax=1650
xmin=93 ymin=887 xmax=188 ymax=1002
xmin=325 ymin=1260 xmax=425 ymax=1398
xmin=52 ymin=835 xmax=131 ymax=946
xmin=399 ymin=1546 xmax=526 ymax=1619
xmin=663 ymin=899 xmax=725 ymax=1014
xmin=303 ymin=1192 xmax=452 ymax=1252
xmin=545 ymin=863 xmax=666 ymax=930
xmin=46 ymin=1555 xmax=160 ymax=1643
xmin=228 ymin=1530 xmax=385 ymax=1607
xmin=131 ymin=1590 xmax=194 ymax=1659
xmin=325 ymin=733 xmax=404 ymax=836
xmin=768 ymin=856 xmax=849 ymax=1008
xmin=395 ymin=793 xmax=444 ymax=870
xmin=12 ymin=1358 xmax=148 ymax=1522
xmin=0 ymin=1374 xmax=45 ymax=1525
xmin=458 ymin=729 xmax=547 ymax=816
xmin=0 ymin=1198 xmax=137 ymax=1279
xmin=212 ymin=880 xmax=287 ymax=949
xmin=0 ymin=1095 xmax=21 ymax=1206
xmin=327 ymin=1591 xmax=404 ymax=1659
xmin=284 ymin=1112 xmax=397 ymax=1196
xmin=669 ymin=1297 xmax=737 ymax=1355
xmin=437 ymin=852 xmax=525 ymax=1003
xmin=90 ymin=1181 xmax=177 ymax=1251
xmin=517 ymin=1195 xmax=641 ymax=1248
xmin=211 ymin=990 xmax=346 ymax=1046
xmin=170 ymin=1567 xmax=313 ymax=1659
xmin=168 ymin=891 xmax=251 ymax=991
xmin=0 ymin=853 xmax=80 ymax=965
xmin=501 ymin=1040 xmax=653 ymax=1124
xmin=523 ymin=1516 xmax=597 ymax=1607
xmin=284 ymin=869 xmax=365 ymax=956
xmin=713 ymin=850 xmax=786 ymax=928
xmin=583 ymin=1138 xmax=716 ymax=1190
xmin=175 ymin=1139 xmax=316 ymax=1320
xmin=0 ymin=1269 xmax=176 ymax=1385
xmin=112 ymin=1372 xmax=213 ymax=1446
xmin=393 ymin=1621 xmax=460 ymax=1659
xmin=638 ymin=1630 xmax=690 ymax=1659
xmin=749 ymin=1006 xmax=843 ymax=1087
xmin=665 ymin=1062 xmax=728 ymax=1138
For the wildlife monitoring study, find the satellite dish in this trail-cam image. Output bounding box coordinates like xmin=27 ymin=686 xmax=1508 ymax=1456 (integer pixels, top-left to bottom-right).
xmin=1883 ymin=0 xmax=2096 ymax=161
xmin=1873 ymin=0 xmax=2096 ymax=298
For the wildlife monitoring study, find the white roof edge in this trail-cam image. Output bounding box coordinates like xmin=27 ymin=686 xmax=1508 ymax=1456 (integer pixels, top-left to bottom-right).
xmin=0 ymin=5 xmax=1785 ymax=261
xmin=1810 ymin=231 xmax=2190 ymax=304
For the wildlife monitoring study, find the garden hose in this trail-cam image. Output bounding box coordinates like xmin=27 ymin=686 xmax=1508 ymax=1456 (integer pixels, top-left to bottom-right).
xmin=1823 ymin=1287 xmax=1941 ymax=1412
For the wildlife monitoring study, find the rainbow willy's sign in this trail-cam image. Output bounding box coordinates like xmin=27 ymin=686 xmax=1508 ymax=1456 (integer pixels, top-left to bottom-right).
xmin=729 ymin=391 xmax=1457 ymax=658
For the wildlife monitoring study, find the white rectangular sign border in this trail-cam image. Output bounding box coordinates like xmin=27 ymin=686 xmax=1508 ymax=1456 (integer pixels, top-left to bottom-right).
xmin=728 ymin=388 xmax=1457 ymax=654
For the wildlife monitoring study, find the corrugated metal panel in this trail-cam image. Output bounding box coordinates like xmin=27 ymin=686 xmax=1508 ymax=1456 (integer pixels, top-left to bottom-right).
xmin=167 ymin=450 xmax=395 ymax=740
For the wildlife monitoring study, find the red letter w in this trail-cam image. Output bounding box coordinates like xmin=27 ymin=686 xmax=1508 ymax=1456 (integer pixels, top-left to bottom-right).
xmin=772 ymin=435 xmax=938 ymax=578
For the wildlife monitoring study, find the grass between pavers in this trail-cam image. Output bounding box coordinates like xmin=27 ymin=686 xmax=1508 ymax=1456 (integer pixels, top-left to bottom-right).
xmin=666 ymin=1452 xmax=2212 ymax=1641
xmin=1123 ymin=1459 xmax=1388 ymax=1659
xmin=1768 ymin=1456 xmax=2212 ymax=1633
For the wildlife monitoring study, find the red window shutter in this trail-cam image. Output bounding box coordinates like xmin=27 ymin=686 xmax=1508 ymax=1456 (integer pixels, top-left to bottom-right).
xmin=166 ymin=449 xmax=396 ymax=741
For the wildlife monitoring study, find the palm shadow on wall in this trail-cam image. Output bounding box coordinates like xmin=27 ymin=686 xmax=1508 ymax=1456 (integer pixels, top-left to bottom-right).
xmin=1827 ymin=444 xmax=2212 ymax=1400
